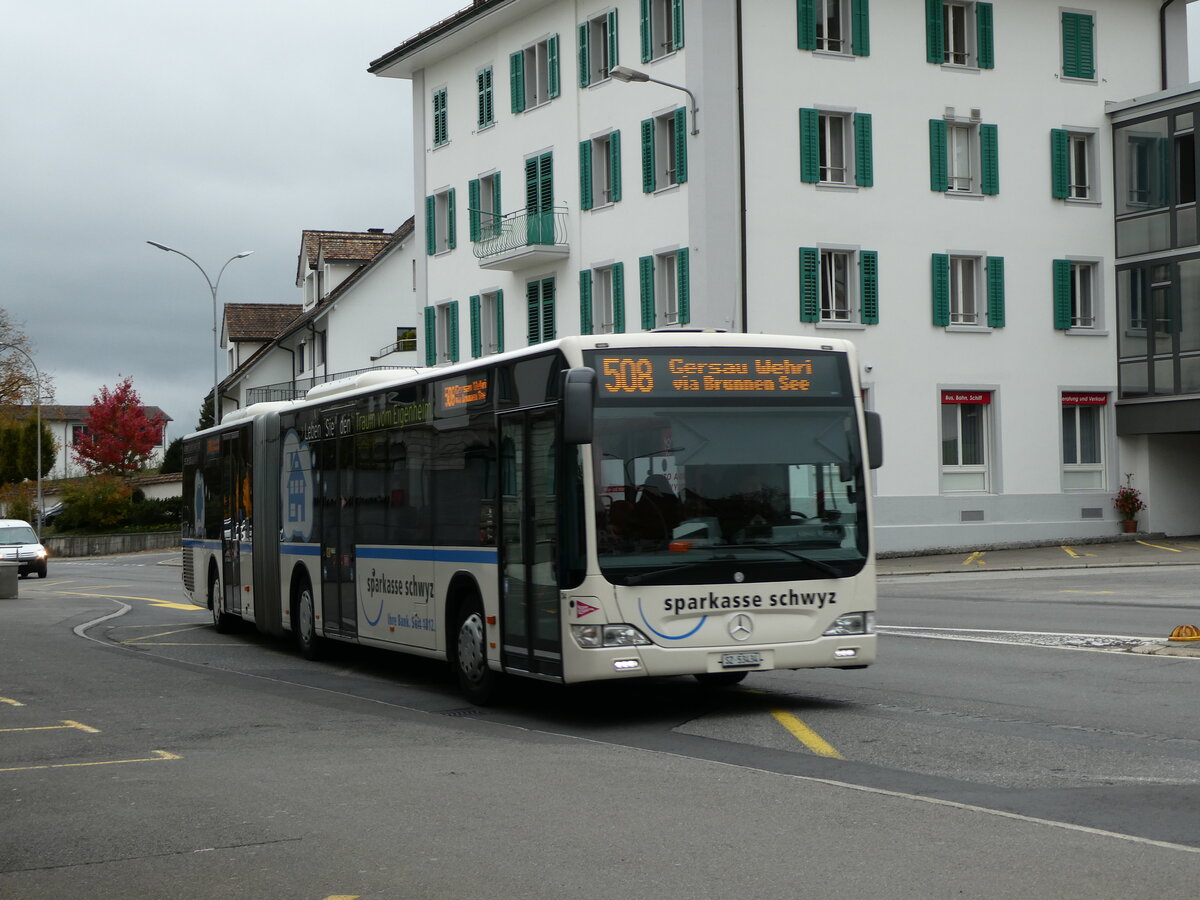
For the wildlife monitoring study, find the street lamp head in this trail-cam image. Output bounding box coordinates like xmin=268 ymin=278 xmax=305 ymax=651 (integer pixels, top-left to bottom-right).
xmin=146 ymin=240 xmax=174 ymax=252
xmin=608 ymin=65 xmax=649 ymax=83
xmin=234 ymin=251 xmax=254 ymax=259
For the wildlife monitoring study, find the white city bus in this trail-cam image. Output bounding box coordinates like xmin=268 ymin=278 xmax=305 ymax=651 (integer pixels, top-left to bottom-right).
xmin=181 ymin=332 xmax=882 ymax=703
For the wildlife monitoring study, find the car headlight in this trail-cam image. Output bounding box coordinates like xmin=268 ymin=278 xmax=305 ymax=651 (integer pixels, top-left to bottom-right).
xmin=823 ymin=612 xmax=875 ymax=636
xmin=571 ymin=623 xmax=652 ymax=648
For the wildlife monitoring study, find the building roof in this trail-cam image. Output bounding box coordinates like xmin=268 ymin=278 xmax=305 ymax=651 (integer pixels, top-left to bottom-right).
xmin=5 ymin=404 xmax=171 ymax=424
xmin=295 ymin=228 xmax=397 ymax=287
xmin=224 ymin=303 xmax=303 ymax=342
xmin=368 ymin=1 xmax=503 ymax=76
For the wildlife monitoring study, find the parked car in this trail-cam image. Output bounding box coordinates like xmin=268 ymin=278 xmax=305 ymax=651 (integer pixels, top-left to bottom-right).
xmin=0 ymin=519 xmax=48 ymax=578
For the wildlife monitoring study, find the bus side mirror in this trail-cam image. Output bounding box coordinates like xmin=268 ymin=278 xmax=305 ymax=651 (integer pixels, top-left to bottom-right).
xmin=865 ymin=411 xmax=883 ymax=469
xmin=562 ymin=367 xmax=596 ymax=445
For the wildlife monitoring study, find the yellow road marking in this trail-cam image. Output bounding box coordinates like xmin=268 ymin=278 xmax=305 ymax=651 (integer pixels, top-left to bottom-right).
xmin=324 ymin=896 xmax=361 ymax=900
xmin=963 ymin=551 xmax=987 ymax=566
xmin=0 ymin=749 xmax=180 ymax=773
xmin=0 ymin=720 xmax=101 ymax=734
xmin=1060 ymin=545 xmax=1097 ymax=558
xmin=0 ymin=697 xmax=25 ymax=707
xmin=1169 ymin=542 xmax=1200 ymax=551
xmin=122 ymin=625 xmax=210 ymax=644
xmin=770 ymin=710 xmax=844 ymax=759
xmin=1136 ymin=540 xmax=1182 ymax=552
xmin=1060 ymin=590 xmax=1115 ymax=595
xmin=57 ymin=589 xmax=202 ymax=610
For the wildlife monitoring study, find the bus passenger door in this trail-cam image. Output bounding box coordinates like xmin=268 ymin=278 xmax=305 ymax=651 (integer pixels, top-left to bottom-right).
xmin=318 ymin=409 xmax=358 ymax=639
xmin=219 ymin=430 xmax=247 ymax=618
xmin=498 ymin=408 xmax=563 ymax=678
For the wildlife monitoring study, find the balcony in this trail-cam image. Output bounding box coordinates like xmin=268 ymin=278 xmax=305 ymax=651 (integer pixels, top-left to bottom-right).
xmin=472 ymin=206 xmax=570 ymax=271
xmin=246 ymin=366 xmax=411 ymax=405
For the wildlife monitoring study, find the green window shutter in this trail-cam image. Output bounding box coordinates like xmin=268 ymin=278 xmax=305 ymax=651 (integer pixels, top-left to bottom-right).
xmin=580 ymin=139 xmax=594 ymax=211
xmin=928 ymin=119 xmax=948 ymax=192
xmin=433 ymin=88 xmax=447 ymax=146
xmin=851 ymin=0 xmax=870 ymax=57
xmin=925 ymin=0 xmax=944 ymax=64
xmin=1050 ymin=129 xmax=1070 ymax=199
xmin=613 ymin=262 xmax=625 ymax=333
xmin=468 ymin=179 xmax=481 ymax=242
xmin=854 ymin=113 xmax=874 ymax=187
xmin=640 ymin=0 xmax=652 ymax=62
xmin=492 ymin=172 xmax=503 ymax=222
xmin=495 ymin=289 xmax=505 ymax=353
xmin=1062 ymin=12 xmax=1095 ymax=79
xmin=607 ymin=9 xmax=619 ymax=71
xmin=980 ymin=124 xmax=999 ymax=196
xmin=579 ymin=22 xmax=590 ymax=88
xmin=1052 ymin=259 xmax=1073 ymax=329
xmin=541 ymin=278 xmax=556 ymax=341
xmin=641 ymin=118 xmax=656 ymax=192
xmin=860 ymin=251 xmax=879 ymax=324
xmin=986 ymin=256 xmax=1005 ymax=328
xmin=425 ymin=195 xmax=436 ymax=255
xmin=547 ymin=34 xmax=560 ymax=99
xmin=639 ymin=255 xmax=655 ymax=329
xmin=446 ymin=188 xmax=457 ymax=249
xmin=424 ymin=306 xmax=437 ymax=366
xmin=510 ymin=51 xmax=525 ymax=113
xmin=527 ymin=281 xmax=541 ymax=345
xmin=673 ymin=108 xmax=688 ymax=183
xmin=609 ymin=129 xmax=622 ymax=202
xmin=448 ymin=301 xmax=460 ymax=363
xmin=671 ymin=0 xmax=684 ymax=50
xmin=799 ymin=108 xmax=820 ymax=184
xmin=477 ymin=67 xmax=493 ymax=127
xmin=580 ymin=269 xmax=593 ymax=335
xmin=470 ymin=295 xmax=482 ymax=358
xmin=677 ymin=248 xmax=690 ymax=325
xmin=931 ymin=254 xmax=950 ymax=326
xmin=797 ymin=0 xmax=816 ymax=50
xmin=798 ymin=247 xmax=819 ymax=322
xmin=976 ymin=2 xmax=994 ymax=69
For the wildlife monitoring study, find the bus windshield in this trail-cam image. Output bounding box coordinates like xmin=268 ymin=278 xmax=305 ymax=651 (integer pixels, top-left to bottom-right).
xmin=591 ymin=403 xmax=869 ymax=586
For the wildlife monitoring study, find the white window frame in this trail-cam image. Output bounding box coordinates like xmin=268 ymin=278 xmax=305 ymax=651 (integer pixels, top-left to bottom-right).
xmin=647 ymin=0 xmax=679 ymax=60
xmin=940 ymin=394 xmax=992 ymax=493
xmin=587 ymin=12 xmax=614 ymax=83
xmin=654 ymin=109 xmax=682 ymax=189
xmin=1067 ymin=259 xmax=1102 ymax=330
xmin=818 ymin=111 xmax=850 ymax=185
xmin=593 ymin=264 xmax=615 ymax=334
xmin=656 ymin=250 xmax=679 ymax=325
xmin=815 ymin=0 xmax=850 ymax=53
xmin=1067 ymin=131 xmax=1096 ymax=201
xmin=478 ymin=172 xmax=501 ymax=239
xmin=523 ymin=38 xmax=553 ymax=110
xmin=593 ymin=131 xmax=616 ymax=206
xmin=942 ymin=1 xmax=979 ymax=67
xmin=819 ymin=248 xmax=855 ymax=323
xmin=1061 ymin=398 xmax=1106 ymax=490
xmin=480 ymin=290 xmax=502 ymax=355
xmin=947 ymin=122 xmax=977 ymax=193
xmin=948 ymin=254 xmax=981 ymax=326
xmin=433 ymin=188 xmax=453 ymax=255
xmin=436 ymin=302 xmax=456 ymax=363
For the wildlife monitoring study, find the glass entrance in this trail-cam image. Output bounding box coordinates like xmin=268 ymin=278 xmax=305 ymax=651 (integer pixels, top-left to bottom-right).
xmin=318 ymin=407 xmax=358 ymax=638
xmin=219 ymin=429 xmax=250 ymax=618
xmin=499 ymin=407 xmax=562 ymax=677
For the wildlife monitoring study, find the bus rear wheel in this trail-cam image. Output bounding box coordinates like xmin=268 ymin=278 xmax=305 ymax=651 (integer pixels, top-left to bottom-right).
xmin=454 ymin=599 xmax=501 ymax=705
xmin=295 ymin=578 xmax=321 ymax=660
xmin=693 ymin=671 xmax=749 ymax=687
xmin=208 ymin=570 xmax=235 ymax=633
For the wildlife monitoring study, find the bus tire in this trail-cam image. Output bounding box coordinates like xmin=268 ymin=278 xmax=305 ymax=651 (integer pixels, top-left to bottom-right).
xmin=453 ymin=598 xmax=501 ymax=705
xmin=208 ymin=568 xmax=235 ymax=633
xmin=693 ymin=671 xmax=749 ymax=687
xmin=294 ymin=575 xmax=321 ymax=661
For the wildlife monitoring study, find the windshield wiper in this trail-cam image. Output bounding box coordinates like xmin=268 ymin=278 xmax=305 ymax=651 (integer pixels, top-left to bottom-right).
xmin=727 ymin=544 xmax=842 ymax=577
xmin=624 ymin=559 xmax=735 ymax=586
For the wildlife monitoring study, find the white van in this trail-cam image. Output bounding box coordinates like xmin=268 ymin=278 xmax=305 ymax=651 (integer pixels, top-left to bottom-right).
xmin=0 ymin=519 xmax=48 ymax=578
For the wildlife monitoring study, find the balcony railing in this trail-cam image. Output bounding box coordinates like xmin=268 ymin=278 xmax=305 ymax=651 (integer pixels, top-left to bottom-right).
xmin=246 ymin=366 xmax=410 ymax=405
xmin=472 ymin=206 xmax=570 ymax=270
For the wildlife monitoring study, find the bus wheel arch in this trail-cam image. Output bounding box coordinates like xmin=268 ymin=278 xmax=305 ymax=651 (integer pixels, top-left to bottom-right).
xmin=208 ymin=561 xmax=236 ymax=633
xmin=291 ymin=564 xmax=321 ymax=660
xmin=446 ymin=573 xmax=502 ymax=705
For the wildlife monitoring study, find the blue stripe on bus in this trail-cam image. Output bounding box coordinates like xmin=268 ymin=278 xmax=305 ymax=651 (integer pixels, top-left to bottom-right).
xmin=280 ymin=544 xmax=321 ymax=557
xmin=356 ymin=546 xmax=498 ymax=565
xmin=182 ymin=538 xmax=220 ymax=550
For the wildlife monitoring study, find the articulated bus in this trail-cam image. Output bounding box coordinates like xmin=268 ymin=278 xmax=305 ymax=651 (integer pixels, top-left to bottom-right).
xmin=181 ymin=332 xmax=883 ymax=703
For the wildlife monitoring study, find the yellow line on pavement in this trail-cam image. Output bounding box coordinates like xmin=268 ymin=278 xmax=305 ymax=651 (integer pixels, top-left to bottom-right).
xmin=323 ymin=896 xmax=362 ymax=900
xmin=0 ymin=720 xmax=101 ymax=734
xmin=0 ymin=697 xmax=25 ymax=707
xmin=1060 ymin=590 xmax=1114 ymax=595
xmin=963 ymin=551 xmax=987 ymax=566
xmin=771 ymin=710 xmax=844 ymax=759
xmin=1135 ymin=540 xmax=1182 ymax=552
xmin=1060 ymin=545 xmax=1097 ymax=558
xmin=122 ymin=625 xmax=211 ymax=643
xmin=57 ymin=589 xmax=199 ymax=610
xmin=0 ymin=750 xmax=180 ymax=774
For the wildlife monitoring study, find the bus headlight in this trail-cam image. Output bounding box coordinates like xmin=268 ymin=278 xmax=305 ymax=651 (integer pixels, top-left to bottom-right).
xmin=823 ymin=612 xmax=875 ymax=636
xmin=571 ymin=624 xmax=652 ymax=648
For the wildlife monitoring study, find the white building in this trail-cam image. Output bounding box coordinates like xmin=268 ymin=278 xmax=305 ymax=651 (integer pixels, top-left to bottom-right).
xmin=369 ymin=0 xmax=1196 ymax=552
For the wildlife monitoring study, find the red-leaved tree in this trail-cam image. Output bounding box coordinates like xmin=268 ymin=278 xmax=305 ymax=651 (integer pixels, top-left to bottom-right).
xmin=72 ymin=377 xmax=167 ymax=475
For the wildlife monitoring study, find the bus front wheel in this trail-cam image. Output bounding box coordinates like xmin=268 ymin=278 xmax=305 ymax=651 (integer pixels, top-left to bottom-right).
xmin=295 ymin=578 xmax=321 ymax=660
xmin=454 ymin=599 xmax=501 ymax=705
xmin=208 ymin=570 xmax=235 ymax=633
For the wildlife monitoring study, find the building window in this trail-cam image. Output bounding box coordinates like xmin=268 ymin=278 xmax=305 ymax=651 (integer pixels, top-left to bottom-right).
xmin=1062 ymin=393 xmax=1106 ymax=490
xmin=580 ymin=264 xmax=625 ymax=336
xmin=929 ymin=117 xmax=999 ymax=195
xmin=1053 ymin=259 xmax=1099 ymax=330
xmin=396 ymin=327 xmax=417 ymax=353
xmin=437 ymin=301 xmax=459 ymax=364
xmin=580 ymin=10 xmax=619 ymax=87
xmin=932 ymin=253 xmax=1004 ymax=328
xmin=468 ymin=172 xmax=502 ymax=242
xmin=799 ymin=247 xmax=879 ymax=325
xmin=1061 ymin=10 xmax=1096 ymax=80
xmin=432 ymin=87 xmax=448 ymax=147
xmin=638 ymin=249 xmax=690 ymax=329
xmin=425 ymin=188 xmax=456 ymax=255
xmin=798 ymin=0 xmax=870 ymax=56
xmin=940 ymin=391 xmax=991 ymax=492
xmin=510 ymin=35 xmax=560 ymax=114
xmin=470 ymin=291 xmax=504 ymax=358
xmin=948 ymin=255 xmax=978 ymax=324
xmin=926 ymin=1 xmax=994 ymax=68
xmin=524 ymin=152 xmax=555 ymax=244
xmin=641 ymin=109 xmax=688 ymax=192
xmin=477 ymin=67 xmax=494 ymax=129
xmin=581 ymin=130 xmax=622 ymax=210
xmin=526 ymin=277 xmax=556 ymax=345
xmin=800 ymin=109 xmax=873 ymax=187
xmin=1051 ymin=129 xmax=1095 ymax=201
xmin=641 ymin=0 xmax=684 ymax=62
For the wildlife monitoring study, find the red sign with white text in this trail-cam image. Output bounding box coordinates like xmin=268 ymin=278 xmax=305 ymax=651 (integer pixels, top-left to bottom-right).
xmin=941 ymin=391 xmax=991 ymax=404
xmin=1061 ymin=392 xmax=1108 ymax=406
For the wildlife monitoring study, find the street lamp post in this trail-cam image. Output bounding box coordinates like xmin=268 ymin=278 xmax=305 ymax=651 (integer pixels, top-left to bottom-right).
xmin=146 ymin=242 xmax=253 ymax=427
xmin=1 ymin=345 xmax=44 ymax=538
xmin=608 ymin=65 xmax=699 ymax=134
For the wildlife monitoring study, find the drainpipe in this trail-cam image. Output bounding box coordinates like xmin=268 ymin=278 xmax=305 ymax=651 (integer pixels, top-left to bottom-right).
xmin=1161 ymin=0 xmax=1181 ymax=91
xmin=735 ymin=0 xmax=748 ymax=333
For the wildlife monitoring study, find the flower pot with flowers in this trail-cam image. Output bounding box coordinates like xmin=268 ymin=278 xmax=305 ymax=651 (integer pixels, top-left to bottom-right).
xmin=1114 ymin=474 xmax=1147 ymax=533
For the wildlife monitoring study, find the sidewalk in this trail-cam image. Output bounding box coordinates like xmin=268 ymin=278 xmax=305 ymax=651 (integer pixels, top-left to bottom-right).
xmin=877 ymin=534 xmax=1200 ymax=576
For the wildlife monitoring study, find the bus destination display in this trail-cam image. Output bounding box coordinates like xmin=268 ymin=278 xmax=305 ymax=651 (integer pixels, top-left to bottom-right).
xmin=591 ymin=351 xmax=845 ymax=399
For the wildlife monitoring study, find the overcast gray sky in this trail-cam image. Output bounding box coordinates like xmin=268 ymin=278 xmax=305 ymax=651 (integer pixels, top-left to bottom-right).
xmin=3 ymin=0 xmax=462 ymax=439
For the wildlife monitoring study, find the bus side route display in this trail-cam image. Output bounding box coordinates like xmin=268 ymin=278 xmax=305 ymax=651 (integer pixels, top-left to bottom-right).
xmin=587 ymin=350 xmax=847 ymax=400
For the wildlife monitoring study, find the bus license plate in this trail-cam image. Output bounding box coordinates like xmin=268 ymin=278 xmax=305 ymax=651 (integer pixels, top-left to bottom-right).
xmin=720 ymin=651 xmax=763 ymax=669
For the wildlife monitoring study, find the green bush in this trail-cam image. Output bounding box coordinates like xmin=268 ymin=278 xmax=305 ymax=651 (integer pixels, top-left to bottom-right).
xmin=55 ymin=476 xmax=133 ymax=531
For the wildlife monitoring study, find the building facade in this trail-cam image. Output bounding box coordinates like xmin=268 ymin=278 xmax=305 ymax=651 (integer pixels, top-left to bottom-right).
xmin=370 ymin=0 xmax=1195 ymax=552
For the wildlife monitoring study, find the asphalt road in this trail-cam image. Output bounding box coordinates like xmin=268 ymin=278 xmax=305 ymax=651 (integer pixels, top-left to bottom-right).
xmin=1 ymin=551 xmax=1199 ymax=899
